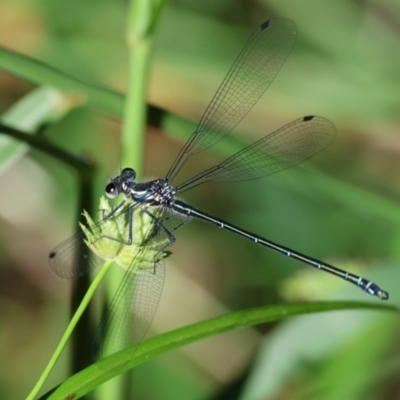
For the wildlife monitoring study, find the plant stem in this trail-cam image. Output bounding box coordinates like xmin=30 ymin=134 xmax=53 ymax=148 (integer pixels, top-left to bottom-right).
xmin=120 ymin=39 xmax=152 ymax=172
xmin=26 ymin=260 xmax=115 ymax=400
xmin=0 ymin=123 xmax=95 ymax=171
xmin=97 ymin=1 xmax=158 ymax=398
xmin=121 ymin=0 xmax=155 ymax=171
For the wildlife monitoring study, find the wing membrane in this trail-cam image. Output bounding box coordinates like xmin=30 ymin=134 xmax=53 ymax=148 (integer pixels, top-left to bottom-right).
xmin=48 ymin=200 xmax=139 ymax=279
xmin=93 ymin=207 xmax=171 ymax=359
xmin=177 ymin=116 xmax=336 ymax=193
xmin=166 ymin=19 xmax=297 ymax=183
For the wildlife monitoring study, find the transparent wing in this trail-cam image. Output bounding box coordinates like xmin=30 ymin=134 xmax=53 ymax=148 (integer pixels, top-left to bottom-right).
xmin=93 ymin=206 xmax=172 ymax=359
xmin=176 ymin=116 xmax=336 ymax=193
xmin=48 ymin=231 xmax=103 ymax=279
xmin=48 ymin=200 xmax=138 ymax=279
xmin=166 ymin=18 xmax=297 ymax=183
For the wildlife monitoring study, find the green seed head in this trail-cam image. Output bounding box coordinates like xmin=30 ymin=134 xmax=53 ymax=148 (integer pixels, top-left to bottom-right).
xmin=80 ymin=197 xmax=171 ymax=272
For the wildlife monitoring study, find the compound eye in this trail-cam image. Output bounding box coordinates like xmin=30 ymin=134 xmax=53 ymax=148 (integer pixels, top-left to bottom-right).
xmin=121 ymin=167 xmax=136 ymax=181
xmin=105 ymin=182 xmax=119 ymax=198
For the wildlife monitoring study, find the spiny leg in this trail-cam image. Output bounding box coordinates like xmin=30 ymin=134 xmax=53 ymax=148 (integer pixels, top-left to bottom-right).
xmin=141 ymin=208 xmax=176 ymax=272
xmin=95 ymin=201 xmax=133 ymax=246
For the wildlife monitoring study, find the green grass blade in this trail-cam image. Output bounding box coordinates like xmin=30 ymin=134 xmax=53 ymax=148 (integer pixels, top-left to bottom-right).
xmin=0 ymin=86 xmax=80 ymax=173
xmin=41 ymin=301 xmax=397 ymax=400
xmin=0 ymin=47 xmax=124 ymax=117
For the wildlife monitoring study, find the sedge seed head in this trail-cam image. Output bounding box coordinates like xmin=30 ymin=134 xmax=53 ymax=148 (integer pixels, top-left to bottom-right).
xmin=80 ymin=197 xmax=171 ymax=271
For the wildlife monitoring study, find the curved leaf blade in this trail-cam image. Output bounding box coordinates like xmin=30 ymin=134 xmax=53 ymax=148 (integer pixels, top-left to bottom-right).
xmin=42 ymin=301 xmax=397 ymax=400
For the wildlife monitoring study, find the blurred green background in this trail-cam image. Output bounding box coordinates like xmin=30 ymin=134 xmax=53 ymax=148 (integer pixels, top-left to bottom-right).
xmin=0 ymin=0 xmax=400 ymax=399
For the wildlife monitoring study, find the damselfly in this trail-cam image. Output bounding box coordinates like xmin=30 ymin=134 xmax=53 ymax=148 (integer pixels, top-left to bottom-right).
xmin=49 ymin=18 xmax=389 ymax=358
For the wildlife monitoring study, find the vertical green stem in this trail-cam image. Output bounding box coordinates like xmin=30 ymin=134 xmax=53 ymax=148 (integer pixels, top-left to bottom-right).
xmin=121 ymin=0 xmax=154 ymax=172
xmin=25 ymin=260 xmax=115 ymax=400
xmin=98 ymin=0 xmax=160 ymax=398
xmin=121 ymin=40 xmax=153 ymax=172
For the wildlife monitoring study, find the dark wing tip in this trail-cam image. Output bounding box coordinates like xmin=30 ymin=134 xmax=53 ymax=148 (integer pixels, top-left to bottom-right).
xmin=261 ymin=20 xmax=270 ymax=31
xmin=303 ymin=115 xmax=315 ymax=122
xmin=261 ymin=18 xmax=297 ymax=36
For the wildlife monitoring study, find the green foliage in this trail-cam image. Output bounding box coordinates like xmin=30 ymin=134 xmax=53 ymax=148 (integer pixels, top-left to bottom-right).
xmin=43 ymin=301 xmax=397 ymax=400
xmin=0 ymin=1 xmax=399 ymax=400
